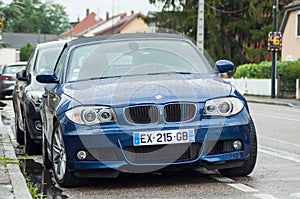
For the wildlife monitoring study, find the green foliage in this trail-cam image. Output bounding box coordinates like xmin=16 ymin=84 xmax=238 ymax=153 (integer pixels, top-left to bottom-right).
xmin=20 ymin=43 xmax=35 ymax=61
xmin=234 ymin=64 xmax=257 ymax=78
xmin=21 ymin=162 xmax=44 ymax=199
xmin=146 ymin=0 xmax=293 ymax=66
xmin=234 ymin=60 xmax=300 ymax=80
xmin=280 ymin=61 xmax=300 ymax=79
xmin=0 ymin=157 xmax=19 ymax=165
xmin=1 ymin=0 xmax=69 ymax=34
xmin=145 ymin=0 xmax=198 ymax=41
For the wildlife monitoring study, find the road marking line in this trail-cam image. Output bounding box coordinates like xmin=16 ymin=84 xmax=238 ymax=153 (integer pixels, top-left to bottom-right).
xmin=195 ymin=168 xmax=236 ymax=183
xmin=259 ymin=146 xmax=300 ymax=163
xmin=228 ymin=183 xmax=258 ymax=192
xmin=259 ymin=135 xmax=300 ymax=149
xmin=254 ymin=194 xmax=279 ymax=199
xmin=210 ymin=175 xmax=235 ymax=183
xmin=252 ymin=113 xmax=300 ymax=122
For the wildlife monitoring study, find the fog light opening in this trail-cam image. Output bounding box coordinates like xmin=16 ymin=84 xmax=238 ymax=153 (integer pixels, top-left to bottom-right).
xmin=233 ymin=140 xmax=242 ymax=151
xmin=77 ymin=150 xmax=87 ymax=160
xmin=34 ymin=121 xmax=42 ymax=131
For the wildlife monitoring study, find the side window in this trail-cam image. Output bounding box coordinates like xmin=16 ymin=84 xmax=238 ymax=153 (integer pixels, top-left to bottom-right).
xmin=54 ymin=48 xmax=68 ymax=79
xmin=297 ymin=11 xmax=300 ymax=37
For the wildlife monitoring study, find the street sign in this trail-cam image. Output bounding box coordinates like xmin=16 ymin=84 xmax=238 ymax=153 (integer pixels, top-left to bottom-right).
xmin=268 ymin=32 xmax=282 ymax=51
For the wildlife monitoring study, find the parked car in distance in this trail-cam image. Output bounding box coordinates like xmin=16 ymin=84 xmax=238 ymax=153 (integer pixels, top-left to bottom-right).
xmin=37 ymin=33 xmax=257 ymax=187
xmin=0 ymin=62 xmax=27 ymax=99
xmin=12 ymin=40 xmax=66 ymax=155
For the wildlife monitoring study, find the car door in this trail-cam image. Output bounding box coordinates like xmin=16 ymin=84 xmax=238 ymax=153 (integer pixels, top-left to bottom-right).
xmin=14 ymin=54 xmax=35 ymax=132
xmin=43 ymin=48 xmax=67 ymax=142
xmin=14 ymin=69 xmax=27 ymax=132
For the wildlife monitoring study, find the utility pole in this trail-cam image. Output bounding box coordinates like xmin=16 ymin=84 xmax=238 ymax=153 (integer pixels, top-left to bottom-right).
xmin=0 ymin=12 xmax=4 ymax=42
xmin=197 ymin=0 xmax=204 ymax=51
xmin=271 ymin=0 xmax=278 ymax=98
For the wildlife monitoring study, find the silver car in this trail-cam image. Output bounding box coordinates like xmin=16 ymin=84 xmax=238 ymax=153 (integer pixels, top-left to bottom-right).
xmin=0 ymin=62 xmax=27 ymax=99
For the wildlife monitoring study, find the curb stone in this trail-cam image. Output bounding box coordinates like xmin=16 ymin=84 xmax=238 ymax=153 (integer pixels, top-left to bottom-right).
xmin=246 ymin=99 xmax=295 ymax=107
xmin=245 ymin=96 xmax=300 ymax=108
xmin=0 ymin=116 xmax=32 ymax=199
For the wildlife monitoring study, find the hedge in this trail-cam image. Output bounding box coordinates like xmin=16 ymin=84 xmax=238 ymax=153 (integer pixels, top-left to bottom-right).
xmin=234 ymin=60 xmax=300 ymax=80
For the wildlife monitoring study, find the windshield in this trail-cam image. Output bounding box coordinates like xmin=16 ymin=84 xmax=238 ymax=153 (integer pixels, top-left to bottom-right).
xmin=66 ymin=39 xmax=212 ymax=82
xmin=3 ymin=65 xmax=26 ymax=74
xmin=35 ymin=47 xmax=62 ymax=73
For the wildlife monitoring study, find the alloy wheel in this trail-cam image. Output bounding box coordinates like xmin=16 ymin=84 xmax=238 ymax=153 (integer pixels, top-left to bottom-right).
xmin=52 ymin=127 xmax=67 ymax=181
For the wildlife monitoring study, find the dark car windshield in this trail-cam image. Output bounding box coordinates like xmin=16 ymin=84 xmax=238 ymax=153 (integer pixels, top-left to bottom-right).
xmin=66 ymin=39 xmax=212 ymax=82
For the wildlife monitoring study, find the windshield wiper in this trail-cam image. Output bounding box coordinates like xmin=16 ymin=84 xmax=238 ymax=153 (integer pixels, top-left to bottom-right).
xmin=70 ymin=72 xmax=195 ymax=82
xmin=71 ymin=76 xmax=121 ymax=82
xmin=145 ymin=72 xmax=193 ymax=75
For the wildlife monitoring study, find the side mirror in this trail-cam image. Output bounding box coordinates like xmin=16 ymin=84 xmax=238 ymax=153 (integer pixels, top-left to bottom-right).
xmin=214 ymin=60 xmax=235 ymax=73
xmin=36 ymin=70 xmax=59 ymax=84
xmin=16 ymin=70 xmax=27 ymax=81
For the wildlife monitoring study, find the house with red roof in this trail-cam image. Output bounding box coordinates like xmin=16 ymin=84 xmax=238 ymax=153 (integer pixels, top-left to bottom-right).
xmin=82 ymin=13 xmax=127 ymax=37
xmin=59 ymin=10 xmax=102 ymax=40
xmin=94 ymin=12 xmax=148 ymax=35
xmin=59 ymin=11 xmax=148 ymax=40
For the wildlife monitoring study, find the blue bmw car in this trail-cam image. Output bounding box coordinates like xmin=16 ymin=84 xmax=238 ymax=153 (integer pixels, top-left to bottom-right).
xmin=37 ymin=33 xmax=257 ymax=187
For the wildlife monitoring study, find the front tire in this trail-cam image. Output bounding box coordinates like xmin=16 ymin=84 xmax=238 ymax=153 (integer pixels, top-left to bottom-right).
xmin=51 ymin=122 xmax=85 ymax=187
xmin=219 ymin=119 xmax=257 ymax=177
xmin=24 ymin=121 xmax=41 ymax=155
xmin=14 ymin=115 xmax=24 ymax=145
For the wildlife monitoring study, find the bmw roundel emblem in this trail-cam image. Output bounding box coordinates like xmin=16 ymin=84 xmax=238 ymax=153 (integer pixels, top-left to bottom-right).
xmin=154 ymin=95 xmax=163 ymax=100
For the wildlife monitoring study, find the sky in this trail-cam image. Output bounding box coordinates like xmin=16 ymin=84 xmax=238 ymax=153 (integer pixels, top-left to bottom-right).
xmin=2 ymin=0 xmax=160 ymax=22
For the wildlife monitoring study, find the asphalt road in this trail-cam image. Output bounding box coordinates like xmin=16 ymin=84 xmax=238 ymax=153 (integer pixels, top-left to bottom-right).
xmin=2 ymin=99 xmax=300 ymax=199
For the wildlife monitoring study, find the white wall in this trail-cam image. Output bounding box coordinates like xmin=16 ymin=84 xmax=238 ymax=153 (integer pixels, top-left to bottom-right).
xmin=0 ymin=48 xmax=17 ymax=66
xmin=224 ymin=78 xmax=277 ymax=96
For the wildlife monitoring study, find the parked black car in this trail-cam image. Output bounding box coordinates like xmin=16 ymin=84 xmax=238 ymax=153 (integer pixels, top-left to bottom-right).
xmin=12 ymin=40 xmax=66 ymax=155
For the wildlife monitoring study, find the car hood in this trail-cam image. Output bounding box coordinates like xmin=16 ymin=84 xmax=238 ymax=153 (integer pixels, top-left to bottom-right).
xmin=63 ymin=74 xmax=233 ymax=107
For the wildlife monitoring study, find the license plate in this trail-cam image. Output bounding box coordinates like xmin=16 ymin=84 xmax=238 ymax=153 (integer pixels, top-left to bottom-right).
xmin=133 ymin=129 xmax=195 ymax=146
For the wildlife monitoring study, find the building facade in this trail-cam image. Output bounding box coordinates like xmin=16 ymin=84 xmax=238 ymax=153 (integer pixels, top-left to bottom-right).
xmin=280 ymin=0 xmax=300 ymax=61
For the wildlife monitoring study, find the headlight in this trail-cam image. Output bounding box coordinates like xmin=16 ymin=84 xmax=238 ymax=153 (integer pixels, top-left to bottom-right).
xmin=26 ymin=91 xmax=44 ymax=104
xmin=65 ymin=106 xmax=116 ymax=125
xmin=203 ymin=97 xmax=244 ymax=116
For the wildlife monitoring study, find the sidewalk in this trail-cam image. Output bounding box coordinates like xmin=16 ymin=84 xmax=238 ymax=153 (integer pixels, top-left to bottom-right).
xmin=0 ymin=114 xmax=32 ymax=199
xmin=245 ymin=95 xmax=300 ymax=107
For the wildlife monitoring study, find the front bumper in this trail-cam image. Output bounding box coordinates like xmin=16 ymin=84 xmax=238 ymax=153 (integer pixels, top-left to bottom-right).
xmin=59 ymin=109 xmax=251 ymax=173
xmin=24 ymin=99 xmax=42 ymax=143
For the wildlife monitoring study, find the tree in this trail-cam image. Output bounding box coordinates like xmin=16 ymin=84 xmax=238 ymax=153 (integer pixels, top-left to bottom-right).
xmin=20 ymin=42 xmax=35 ymax=61
xmin=0 ymin=0 xmax=69 ymax=34
xmin=145 ymin=0 xmax=198 ymax=40
xmin=146 ymin=0 xmax=293 ymax=65
xmin=149 ymin=0 xmax=185 ymax=11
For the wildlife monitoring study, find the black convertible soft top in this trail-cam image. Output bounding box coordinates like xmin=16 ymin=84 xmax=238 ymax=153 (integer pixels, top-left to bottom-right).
xmin=66 ymin=33 xmax=190 ymax=48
